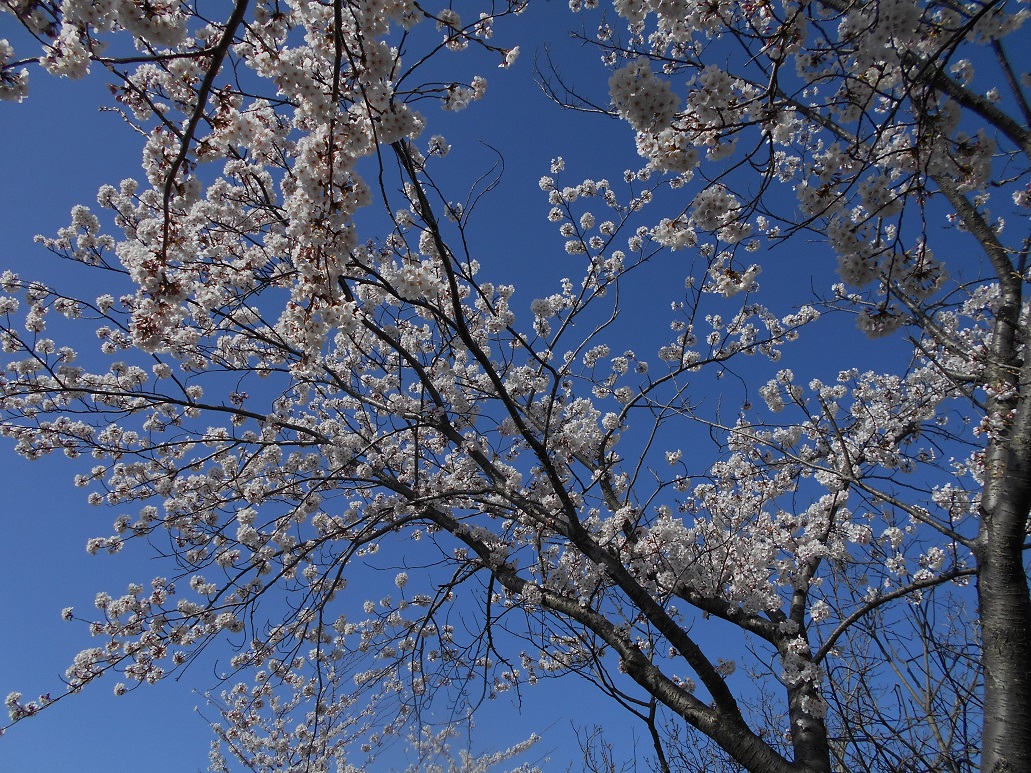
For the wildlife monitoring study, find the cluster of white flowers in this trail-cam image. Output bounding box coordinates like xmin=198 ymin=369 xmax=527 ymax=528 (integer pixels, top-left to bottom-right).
xmin=443 ymin=76 xmax=489 ymax=111
xmin=609 ymin=61 xmax=680 ymax=132
xmin=586 ymin=0 xmax=1030 ymax=356
xmin=0 ymin=39 xmax=28 ymax=101
xmin=652 ymin=216 xmax=697 ymax=250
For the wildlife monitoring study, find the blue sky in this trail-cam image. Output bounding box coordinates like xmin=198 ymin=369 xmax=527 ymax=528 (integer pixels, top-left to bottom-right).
xmin=0 ymin=5 xmax=655 ymax=770
xmin=0 ymin=1 xmax=1003 ymax=770
xmin=0 ymin=48 xmax=220 ymax=772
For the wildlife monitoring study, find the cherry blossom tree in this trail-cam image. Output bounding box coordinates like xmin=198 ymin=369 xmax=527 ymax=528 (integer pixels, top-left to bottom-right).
xmin=0 ymin=0 xmax=1028 ymax=772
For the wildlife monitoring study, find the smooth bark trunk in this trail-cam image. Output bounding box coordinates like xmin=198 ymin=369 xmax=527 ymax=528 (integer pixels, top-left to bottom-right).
xmin=978 ymin=346 xmax=1031 ymax=772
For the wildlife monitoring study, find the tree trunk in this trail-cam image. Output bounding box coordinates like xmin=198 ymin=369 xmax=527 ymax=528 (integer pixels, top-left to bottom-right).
xmin=978 ymin=518 xmax=1031 ymax=773
xmin=979 ymin=356 xmax=1031 ymax=772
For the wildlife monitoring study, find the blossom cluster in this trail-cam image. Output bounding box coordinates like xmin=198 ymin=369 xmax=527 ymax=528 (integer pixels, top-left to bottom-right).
xmin=589 ymin=0 xmax=1027 ymax=337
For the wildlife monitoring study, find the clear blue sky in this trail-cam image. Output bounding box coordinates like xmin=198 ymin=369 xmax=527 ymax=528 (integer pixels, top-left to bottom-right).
xmin=0 ymin=4 xmax=655 ymax=770
xmin=0 ymin=1 xmax=983 ymax=769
